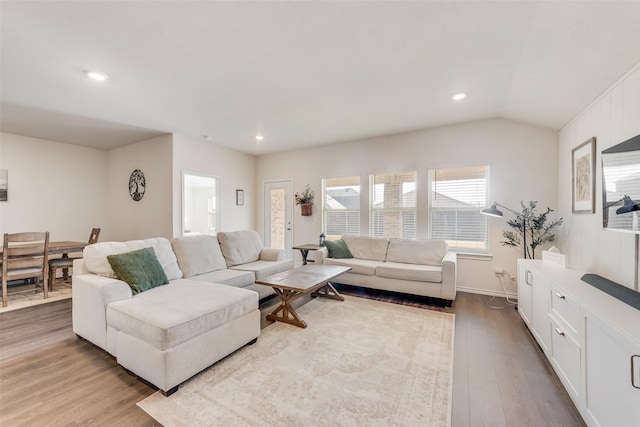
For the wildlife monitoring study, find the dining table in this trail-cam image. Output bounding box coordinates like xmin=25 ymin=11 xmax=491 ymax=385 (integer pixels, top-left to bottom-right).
xmin=1 ymin=240 xmax=89 ymax=280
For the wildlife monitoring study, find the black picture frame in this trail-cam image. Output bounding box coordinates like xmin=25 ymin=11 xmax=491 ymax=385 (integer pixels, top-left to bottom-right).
xmin=236 ymin=189 xmax=244 ymax=206
xmin=572 ymin=137 xmax=596 ymax=214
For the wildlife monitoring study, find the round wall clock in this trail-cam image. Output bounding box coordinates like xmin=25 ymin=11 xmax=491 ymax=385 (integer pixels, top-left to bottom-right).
xmin=129 ymin=169 xmax=146 ymax=201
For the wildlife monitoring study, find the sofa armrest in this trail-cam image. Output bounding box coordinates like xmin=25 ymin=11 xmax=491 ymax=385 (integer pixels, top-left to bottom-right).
xmin=314 ymin=247 xmax=329 ymax=264
xmin=259 ymin=248 xmax=285 ymax=261
xmin=441 ymin=251 xmax=457 ymax=301
xmin=72 ymin=265 xmax=133 ymax=353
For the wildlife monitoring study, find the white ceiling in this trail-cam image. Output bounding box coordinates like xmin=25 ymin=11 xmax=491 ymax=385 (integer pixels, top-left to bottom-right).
xmin=2 ymin=1 xmax=640 ymax=155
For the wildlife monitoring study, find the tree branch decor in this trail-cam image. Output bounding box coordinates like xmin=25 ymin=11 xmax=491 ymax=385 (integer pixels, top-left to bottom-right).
xmin=501 ymin=201 xmax=563 ymax=259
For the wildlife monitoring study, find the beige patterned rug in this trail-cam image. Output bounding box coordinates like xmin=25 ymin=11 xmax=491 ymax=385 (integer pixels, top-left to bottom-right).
xmin=138 ymin=295 xmax=455 ymax=427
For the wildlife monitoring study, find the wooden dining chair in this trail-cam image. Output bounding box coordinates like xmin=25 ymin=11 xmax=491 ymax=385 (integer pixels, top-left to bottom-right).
xmin=48 ymin=227 xmax=100 ymax=289
xmin=1 ymin=232 xmax=50 ymax=308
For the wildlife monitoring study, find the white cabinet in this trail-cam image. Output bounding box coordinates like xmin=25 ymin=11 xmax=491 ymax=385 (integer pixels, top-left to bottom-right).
xmin=517 ymin=259 xmax=640 ymax=426
xmin=584 ymin=311 xmax=640 ymax=427
xmin=517 ymin=261 xmax=533 ymax=326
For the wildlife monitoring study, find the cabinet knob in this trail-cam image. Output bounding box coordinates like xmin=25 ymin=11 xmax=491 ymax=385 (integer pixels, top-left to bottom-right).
xmin=555 ymin=292 xmax=566 ymax=300
xmin=554 ymin=328 xmax=565 ymax=337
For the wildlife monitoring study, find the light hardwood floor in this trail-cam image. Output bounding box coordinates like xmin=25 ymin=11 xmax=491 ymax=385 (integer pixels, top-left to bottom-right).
xmin=0 ymin=292 xmax=585 ymax=426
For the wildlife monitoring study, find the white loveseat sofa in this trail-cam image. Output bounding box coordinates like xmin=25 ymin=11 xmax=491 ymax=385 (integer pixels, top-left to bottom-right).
xmin=315 ymin=235 xmax=457 ymax=306
xmin=72 ymin=230 xmax=293 ymax=395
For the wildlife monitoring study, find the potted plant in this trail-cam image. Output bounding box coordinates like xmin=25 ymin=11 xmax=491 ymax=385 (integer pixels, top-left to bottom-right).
xmin=501 ymin=201 xmax=563 ymax=259
xmin=295 ymin=185 xmax=314 ymax=216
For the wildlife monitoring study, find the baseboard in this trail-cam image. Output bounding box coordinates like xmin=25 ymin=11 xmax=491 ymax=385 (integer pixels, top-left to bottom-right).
xmin=457 ymin=286 xmax=517 ymax=299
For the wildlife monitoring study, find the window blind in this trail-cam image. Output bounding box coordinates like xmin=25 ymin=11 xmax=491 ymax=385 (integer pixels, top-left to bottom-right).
xmin=429 ymin=165 xmax=489 ymax=252
xmin=370 ymin=171 xmax=416 ymax=239
xmin=322 ymin=176 xmax=360 ymax=238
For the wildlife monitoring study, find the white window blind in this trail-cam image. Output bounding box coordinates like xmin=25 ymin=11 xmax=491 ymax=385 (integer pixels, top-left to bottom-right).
xmin=370 ymin=171 xmax=416 ymax=239
xmin=322 ymin=176 xmax=360 ymax=238
xmin=429 ymin=165 xmax=489 ymax=252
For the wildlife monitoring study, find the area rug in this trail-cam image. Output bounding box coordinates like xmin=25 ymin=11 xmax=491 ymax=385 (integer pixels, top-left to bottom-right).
xmin=0 ymin=282 xmax=72 ymax=313
xmin=138 ymin=296 xmax=455 ymax=427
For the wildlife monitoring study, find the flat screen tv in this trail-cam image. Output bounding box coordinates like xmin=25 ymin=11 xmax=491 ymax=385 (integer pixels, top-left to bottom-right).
xmin=602 ymin=133 xmax=640 ymax=234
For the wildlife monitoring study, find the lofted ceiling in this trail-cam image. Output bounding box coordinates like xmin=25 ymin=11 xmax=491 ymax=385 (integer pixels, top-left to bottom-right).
xmin=1 ymin=1 xmax=640 ymax=155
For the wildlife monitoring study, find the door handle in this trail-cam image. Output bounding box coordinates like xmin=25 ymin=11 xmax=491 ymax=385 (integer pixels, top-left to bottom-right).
xmin=554 ymin=328 xmax=565 ymax=337
xmin=555 ymin=292 xmax=566 ymax=300
xmin=632 ymin=355 xmax=640 ymax=389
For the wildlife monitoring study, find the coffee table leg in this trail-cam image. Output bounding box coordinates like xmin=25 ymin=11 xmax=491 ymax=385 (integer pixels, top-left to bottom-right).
xmin=267 ymin=288 xmax=307 ymax=328
xmin=311 ymin=282 xmax=345 ymax=301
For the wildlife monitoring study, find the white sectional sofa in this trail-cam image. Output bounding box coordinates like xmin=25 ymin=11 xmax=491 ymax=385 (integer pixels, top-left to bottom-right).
xmin=72 ymin=230 xmax=293 ymax=395
xmin=315 ymin=235 xmax=457 ymax=306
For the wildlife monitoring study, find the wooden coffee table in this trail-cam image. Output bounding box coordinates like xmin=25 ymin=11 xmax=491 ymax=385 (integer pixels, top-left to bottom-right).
xmin=256 ymin=265 xmax=351 ymax=328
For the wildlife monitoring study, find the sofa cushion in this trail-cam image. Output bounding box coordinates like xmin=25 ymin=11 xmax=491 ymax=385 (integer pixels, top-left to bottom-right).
xmin=342 ymin=235 xmax=389 ymax=261
xmin=84 ymin=238 xmax=183 ymax=280
xmin=324 ymin=239 xmax=353 ymax=259
xmin=230 ymin=259 xmax=294 ymax=280
xmin=106 ymin=280 xmax=258 ymax=350
xmin=376 ymin=262 xmax=442 ymax=283
xmin=188 ymin=268 xmax=255 ymax=288
xmin=322 ymin=258 xmax=382 ymax=276
xmin=107 ymin=247 xmax=169 ymax=295
xmin=171 ymin=235 xmax=227 ymax=277
xmin=385 ymin=238 xmax=448 ymax=266
xmin=217 ymin=230 xmax=263 ymax=266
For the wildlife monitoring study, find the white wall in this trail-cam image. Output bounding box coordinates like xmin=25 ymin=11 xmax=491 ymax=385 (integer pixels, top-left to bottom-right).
xmin=172 ymin=134 xmax=256 ymax=237
xmin=256 ymin=118 xmax=559 ymax=296
xmin=106 ymin=134 xmax=174 ymax=240
xmin=0 ymin=132 xmax=109 ymax=241
xmin=558 ymin=63 xmax=640 ymax=290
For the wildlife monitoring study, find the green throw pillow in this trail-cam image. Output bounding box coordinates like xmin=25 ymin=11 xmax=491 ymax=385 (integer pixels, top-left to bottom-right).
xmin=107 ymin=247 xmax=169 ymax=295
xmin=324 ymin=239 xmax=353 ymax=259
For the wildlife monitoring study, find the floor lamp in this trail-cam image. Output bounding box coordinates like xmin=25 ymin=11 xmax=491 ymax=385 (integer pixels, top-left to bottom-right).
xmin=479 ymin=202 xmax=527 ymax=259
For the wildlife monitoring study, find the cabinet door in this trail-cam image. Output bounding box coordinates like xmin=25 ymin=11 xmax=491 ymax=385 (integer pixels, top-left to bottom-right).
xmin=584 ymin=312 xmax=640 ymax=427
xmin=517 ymin=261 xmax=533 ymax=326
xmin=531 ymin=274 xmax=551 ymax=355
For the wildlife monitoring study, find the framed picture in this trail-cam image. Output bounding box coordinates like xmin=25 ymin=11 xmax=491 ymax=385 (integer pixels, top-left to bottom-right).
xmin=572 ymin=137 xmax=596 ymax=213
xmin=236 ymin=189 xmax=244 ymax=206
xmin=0 ymin=169 xmax=7 ymax=202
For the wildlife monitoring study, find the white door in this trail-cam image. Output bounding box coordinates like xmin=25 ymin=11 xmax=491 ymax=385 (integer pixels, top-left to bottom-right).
xmin=264 ymin=181 xmax=293 ymax=259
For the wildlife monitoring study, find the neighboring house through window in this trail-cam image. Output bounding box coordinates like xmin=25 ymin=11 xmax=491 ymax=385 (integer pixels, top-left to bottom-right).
xmin=322 ymin=176 xmax=361 ymax=239
xmin=428 ymin=165 xmax=489 ymax=252
xmin=370 ymin=171 xmax=416 ymax=239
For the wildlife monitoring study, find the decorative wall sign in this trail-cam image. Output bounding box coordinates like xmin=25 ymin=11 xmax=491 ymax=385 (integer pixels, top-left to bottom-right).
xmin=572 ymin=137 xmax=596 ymax=213
xmin=0 ymin=169 xmax=7 ymax=202
xmin=236 ymin=189 xmax=244 ymax=206
xmin=129 ymin=169 xmax=146 ymax=201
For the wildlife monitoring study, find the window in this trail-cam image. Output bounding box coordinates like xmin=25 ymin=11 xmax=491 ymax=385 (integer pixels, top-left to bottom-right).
xmin=370 ymin=171 xmax=416 ymax=239
xmin=322 ymin=176 xmax=360 ymax=239
xmin=428 ymin=165 xmax=489 ymax=252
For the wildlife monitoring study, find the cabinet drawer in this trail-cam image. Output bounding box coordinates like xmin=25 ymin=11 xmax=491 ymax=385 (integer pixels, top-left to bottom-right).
xmin=550 ymin=316 xmax=582 ymax=399
xmin=551 ymin=287 xmax=581 ymax=337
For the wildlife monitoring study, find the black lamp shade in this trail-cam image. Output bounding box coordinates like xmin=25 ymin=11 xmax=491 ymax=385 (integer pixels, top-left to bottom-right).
xmin=616 ymin=195 xmax=640 ymax=215
xmin=480 ymin=202 xmax=504 ymax=218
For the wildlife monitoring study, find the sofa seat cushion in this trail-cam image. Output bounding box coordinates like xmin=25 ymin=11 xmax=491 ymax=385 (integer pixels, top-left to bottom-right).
xmin=106 ymin=280 xmax=258 ymax=350
xmin=386 ymin=238 xmax=448 ymax=266
xmin=376 ymin=262 xmax=442 ymax=283
xmin=322 ymin=258 xmax=382 ymax=276
xmin=171 ymin=235 xmax=227 ymax=277
xmin=230 ymin=259 xmax=294 ymax=280
xmin=189 ymin=269 xmax=255 ymax=287
xmin=342 ymin=235 xmax=389 ymax=261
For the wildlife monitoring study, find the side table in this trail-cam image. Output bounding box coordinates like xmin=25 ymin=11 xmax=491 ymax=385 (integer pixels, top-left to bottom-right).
xmin=292 ymin=244 xmax=322 ymax=265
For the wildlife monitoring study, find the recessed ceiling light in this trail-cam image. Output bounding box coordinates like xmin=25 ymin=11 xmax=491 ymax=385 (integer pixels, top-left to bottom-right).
xmin=452 ymin=93 xmax=466 ymax=101
xmin=255 ymin=135 xmax=264 ymax=141
xmin=84 ymin=69 xmax=108 ymax=81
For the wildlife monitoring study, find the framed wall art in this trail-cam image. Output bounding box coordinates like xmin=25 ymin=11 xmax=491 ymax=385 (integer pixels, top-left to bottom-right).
xmin=236 ymin=189 xmax=244 ymax=206
xmin=572 ymin=137 xmax=596 ymax=214
xmin=0 ymin=169 xmax=7 ymax=202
